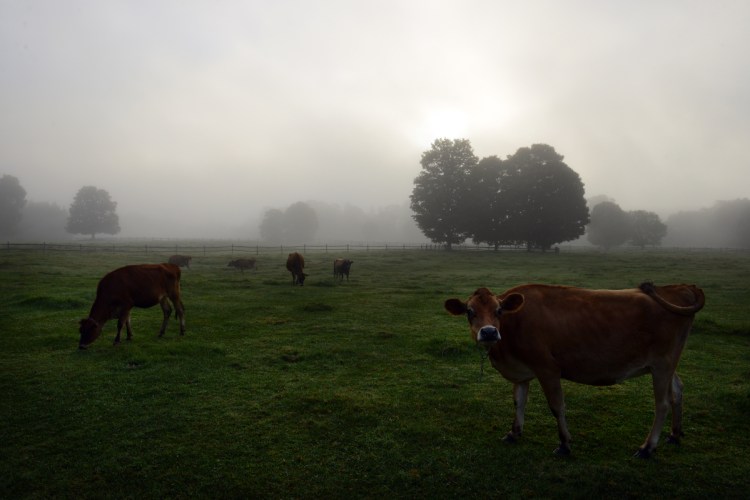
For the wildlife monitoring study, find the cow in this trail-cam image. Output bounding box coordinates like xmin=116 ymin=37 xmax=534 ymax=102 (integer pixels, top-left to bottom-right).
xmin=444 ymin=282 xmax=705 ymax=458
xmin=228 ymin=258 xmax=257 ymax=272
xmin=78 ymin=264 xmax=186 ymax=349
xmin=168 ymin=254 xmax=192 ymax=269
xmin=333 ymin=258 xmax=353 ymax=281
xmin=286 ymin=252 xmax=307 ymax=285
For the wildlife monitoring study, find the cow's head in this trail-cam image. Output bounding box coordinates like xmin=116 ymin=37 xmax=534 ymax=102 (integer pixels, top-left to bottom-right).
xmin=78 ymin=318 xmax=102 ymax=349
xmin=297 ymin=273 xmax=308 ymax=285
xmin=445 ymin=287 xmax=524 ymax=345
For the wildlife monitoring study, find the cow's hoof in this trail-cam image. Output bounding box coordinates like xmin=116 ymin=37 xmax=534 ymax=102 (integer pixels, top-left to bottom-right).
xmin=502 ymin=433 xmax=518 ymax=444
xmin=553 ymin=445 xmax=571 ymax=456
xmin=666 ymin=435 xmax=681 ymax=446
xmin=634 ymin=447 xmax=653 ymax=459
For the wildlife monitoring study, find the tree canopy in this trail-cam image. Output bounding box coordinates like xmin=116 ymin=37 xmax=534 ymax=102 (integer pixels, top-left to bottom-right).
xmin=411 ymin=141 xmax=588 ymax=250
xmin=587 ymin=201 xmax=631 ymax=250
xmin=586 ymin=201 xmax=667 ymax=250
xmin=66 ymin=186 xmax=120 ymax=239
xmin=0 ymin=174 xmax=27 ymax=239
xmin=410 ymin=138 xmax=477 ymax=249
xmin=259 ymin=202 xmax=319 ymax=244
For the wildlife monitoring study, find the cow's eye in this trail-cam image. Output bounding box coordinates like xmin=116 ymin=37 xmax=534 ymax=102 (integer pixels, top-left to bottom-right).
xmin=495 ymin=307 xmax=502 ymax=317
xmin=467 ymin=308 xmax=476 ymax=322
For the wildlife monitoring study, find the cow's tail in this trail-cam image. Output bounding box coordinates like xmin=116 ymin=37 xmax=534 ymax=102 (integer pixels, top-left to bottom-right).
xmin=639 ymin=282 xmax=705 ymax=316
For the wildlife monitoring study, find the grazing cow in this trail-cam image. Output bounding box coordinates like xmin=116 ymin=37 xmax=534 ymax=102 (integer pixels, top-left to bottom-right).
xmin=286 ymin=252 xmax=307 ymax=285
xmin=228 ymin=258 xmax=257 ymax=272
xmin=444 ymin=282 xmax=705 ymax=457
xmin=168 ymin=254 xmax=192 ymax=269
xmin=333 ymin=258 xmax=353 ymax=281
xmin=78 ymin=264 xmax=186 ymax=349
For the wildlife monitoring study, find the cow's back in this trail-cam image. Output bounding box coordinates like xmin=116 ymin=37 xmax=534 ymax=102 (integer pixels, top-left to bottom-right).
xmin=494 ymin=284 xmax=698 ymax=385
xmin=286 ymin=252 xmax=304 ymax=272
xmin=97 ymin=264 xmax=181 ymax=308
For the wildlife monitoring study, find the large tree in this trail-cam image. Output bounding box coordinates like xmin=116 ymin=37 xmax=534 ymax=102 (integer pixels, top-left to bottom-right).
xmin=629 ymin=210 xmax=667 ymax=249
xmin=503 ymin=144 xmax=589 ymax=250
xmin=410 ymin=138 xmax=477 ymax=249
xmin=0 ymin=174 xmax=27 ymax=239
xmin=587 ymin=201 xmax=631 ymax=250
xmin=66 ymin=186 xmax=120 ymax=239
xmin=466 ymin=155 xmax=519 ymax=249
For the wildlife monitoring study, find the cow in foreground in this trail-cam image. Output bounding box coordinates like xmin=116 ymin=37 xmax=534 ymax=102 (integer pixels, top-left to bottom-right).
xmin=228 ymin=258 xmax=257 ymax=272
xmin=168 ymin=254 xmax=192 ymax=269
xmin=286 ymin=252 xmax=306 ymax=285
xmin=444 ymin=282 xmax=705 ymax=458
xmin=79 ymin=264 xmax=186 ymax=349
xmin=333 ymin=258 xmax=353 ymax=281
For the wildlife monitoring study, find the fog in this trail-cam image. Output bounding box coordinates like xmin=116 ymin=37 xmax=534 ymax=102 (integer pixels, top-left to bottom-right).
xmin=2 ymin=1 xmax=749 ymax=240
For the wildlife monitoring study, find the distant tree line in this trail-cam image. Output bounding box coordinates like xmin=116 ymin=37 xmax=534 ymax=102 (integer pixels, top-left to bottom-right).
xmin=410 ymin=140 xmax=590 ymax=250
xmin=2 ymin=169 xmax=748 ymax=248
xmin=257 ymin=200 xmax=426 ymax=245
xmin=0 ymin=175 xmax=120 ymax=240
xmin=664 ymin=199 xmax=750 ymax=248
xmin=586 ymin=200 xmax=667 ymax=250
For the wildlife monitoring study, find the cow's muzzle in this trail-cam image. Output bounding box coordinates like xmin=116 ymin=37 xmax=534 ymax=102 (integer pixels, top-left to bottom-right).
xmin=477 ymin=325 xmax=501 ymax=345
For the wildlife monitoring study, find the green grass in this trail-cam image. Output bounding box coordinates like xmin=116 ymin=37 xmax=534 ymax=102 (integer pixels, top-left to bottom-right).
xmin=1 ymin=248 xmax=749 ymax=498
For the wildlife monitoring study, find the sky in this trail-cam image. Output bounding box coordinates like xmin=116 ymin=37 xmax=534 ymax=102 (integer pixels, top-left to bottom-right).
xmin=2 ymin=0 xmax=749 ymax=238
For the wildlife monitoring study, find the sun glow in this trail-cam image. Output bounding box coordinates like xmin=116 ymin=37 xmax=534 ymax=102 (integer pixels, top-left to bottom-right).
xmin=411 ymin=107 xmax=469 ymax=147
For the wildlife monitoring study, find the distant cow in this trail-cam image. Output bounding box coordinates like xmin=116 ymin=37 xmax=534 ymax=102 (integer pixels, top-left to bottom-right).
xmin=168 ymin=254 xmax=192 ymax=269
xmin=228 ymin=258 xmax=257 ymax=272
xmin=78 ymin=263 xmax=186 ymax=349
xmin=286 ymin=252 xmax=307 ymax=285
xmin=444 ymin=282 xmax=705 ymax=457
xmin=333 ymin=258 xmax=353 ymax=281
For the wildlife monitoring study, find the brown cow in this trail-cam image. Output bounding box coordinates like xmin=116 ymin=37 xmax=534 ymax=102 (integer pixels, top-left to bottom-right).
xmin=79 ymin=264 xmax=186 ymax=349
xmin=333 ymin=258 xmax=353 ymax=281
xmin=228 ymin=258 xmax=257 ymax=272
xmin=444 ymin=282 xmax=705 ymax=458
xmin=286 ymin=252 xmax=307 ymax=285
xmin=168 ymin=254 xmax=192 ymax=269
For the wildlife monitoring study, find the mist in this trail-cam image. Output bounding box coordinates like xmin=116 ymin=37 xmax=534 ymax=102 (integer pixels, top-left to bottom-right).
xmin=2 ymin=1 xmax=749 ymax=241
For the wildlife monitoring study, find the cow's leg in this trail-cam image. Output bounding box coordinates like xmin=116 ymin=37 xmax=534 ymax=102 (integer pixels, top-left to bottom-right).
xmin=537 ymin=376 xmax=571 ymax=455
xmin=504 ymin=381 xmax=530 ymax=443
xmin=173 ymin=296 xmax=186 ymax=335
xmin=124 ymin=311 xmax=134 ymax=341
xmin=158 ymin=297 xmax=172 ymax=337
xmin=667 ymin=373 xmax=685 ymax=444
xmin=636 ymin=369 xmax=672 ymax=458
xmin=115 ymin=310 xmax=131 ymax=345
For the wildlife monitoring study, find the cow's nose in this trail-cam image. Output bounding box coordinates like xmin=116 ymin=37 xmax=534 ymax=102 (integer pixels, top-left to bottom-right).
xmin=478 ymin=326 xmax=501 ymax=344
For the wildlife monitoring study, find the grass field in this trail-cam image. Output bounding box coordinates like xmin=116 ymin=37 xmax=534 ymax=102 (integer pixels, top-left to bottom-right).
xmin=1 ymin=247 xmax=749 ymax=498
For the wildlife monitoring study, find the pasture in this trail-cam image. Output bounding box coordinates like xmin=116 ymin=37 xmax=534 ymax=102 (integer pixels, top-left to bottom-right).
xmin=1 ymin=247 xmax=749 ymax=498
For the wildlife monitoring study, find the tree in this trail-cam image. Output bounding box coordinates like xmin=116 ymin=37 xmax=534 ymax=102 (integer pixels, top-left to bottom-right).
xmin=0 ymin=174 xmax=27 ymax=239
xmin=410 ymin=138 xmax=477 ymax=249
xmin=258 ymin=202 xmax=319 ymax=244
xmin=629 ymin=210 xmax=667 ymax=249
xmin=466 ymin=155 xmax=519 ymax=249
xmin=66 ymin=186 xmax=120 ymax=239
xmin=19 ymin=201 xmax=69 ymax=241
xmin=259 ymin=208 xmax=285 ymax=243
xmin=503 ymin=144 xmax=589 ymax=250
xmin=284 ymin=202 xmax=318 ymax=243
xmin=587 ymin=201 xmax=631 ymax=250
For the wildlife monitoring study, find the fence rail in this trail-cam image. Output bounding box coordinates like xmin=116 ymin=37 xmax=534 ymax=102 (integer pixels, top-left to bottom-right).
xmin=4 ymin=241 xmax=748 ymax=255
xmin=1 ymin=241 xmax=459 ymax=256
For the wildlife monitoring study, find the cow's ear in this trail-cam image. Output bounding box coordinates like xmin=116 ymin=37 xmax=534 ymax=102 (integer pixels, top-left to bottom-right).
xmin=499 ymin=293 xmax=524 ymax=314
xmin=444 ymin=298 xmax=467 ymax=316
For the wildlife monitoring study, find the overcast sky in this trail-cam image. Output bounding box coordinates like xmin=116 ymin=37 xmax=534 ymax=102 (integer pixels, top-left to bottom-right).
xmin=2 ymin=0 xmax=749 ymax=237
